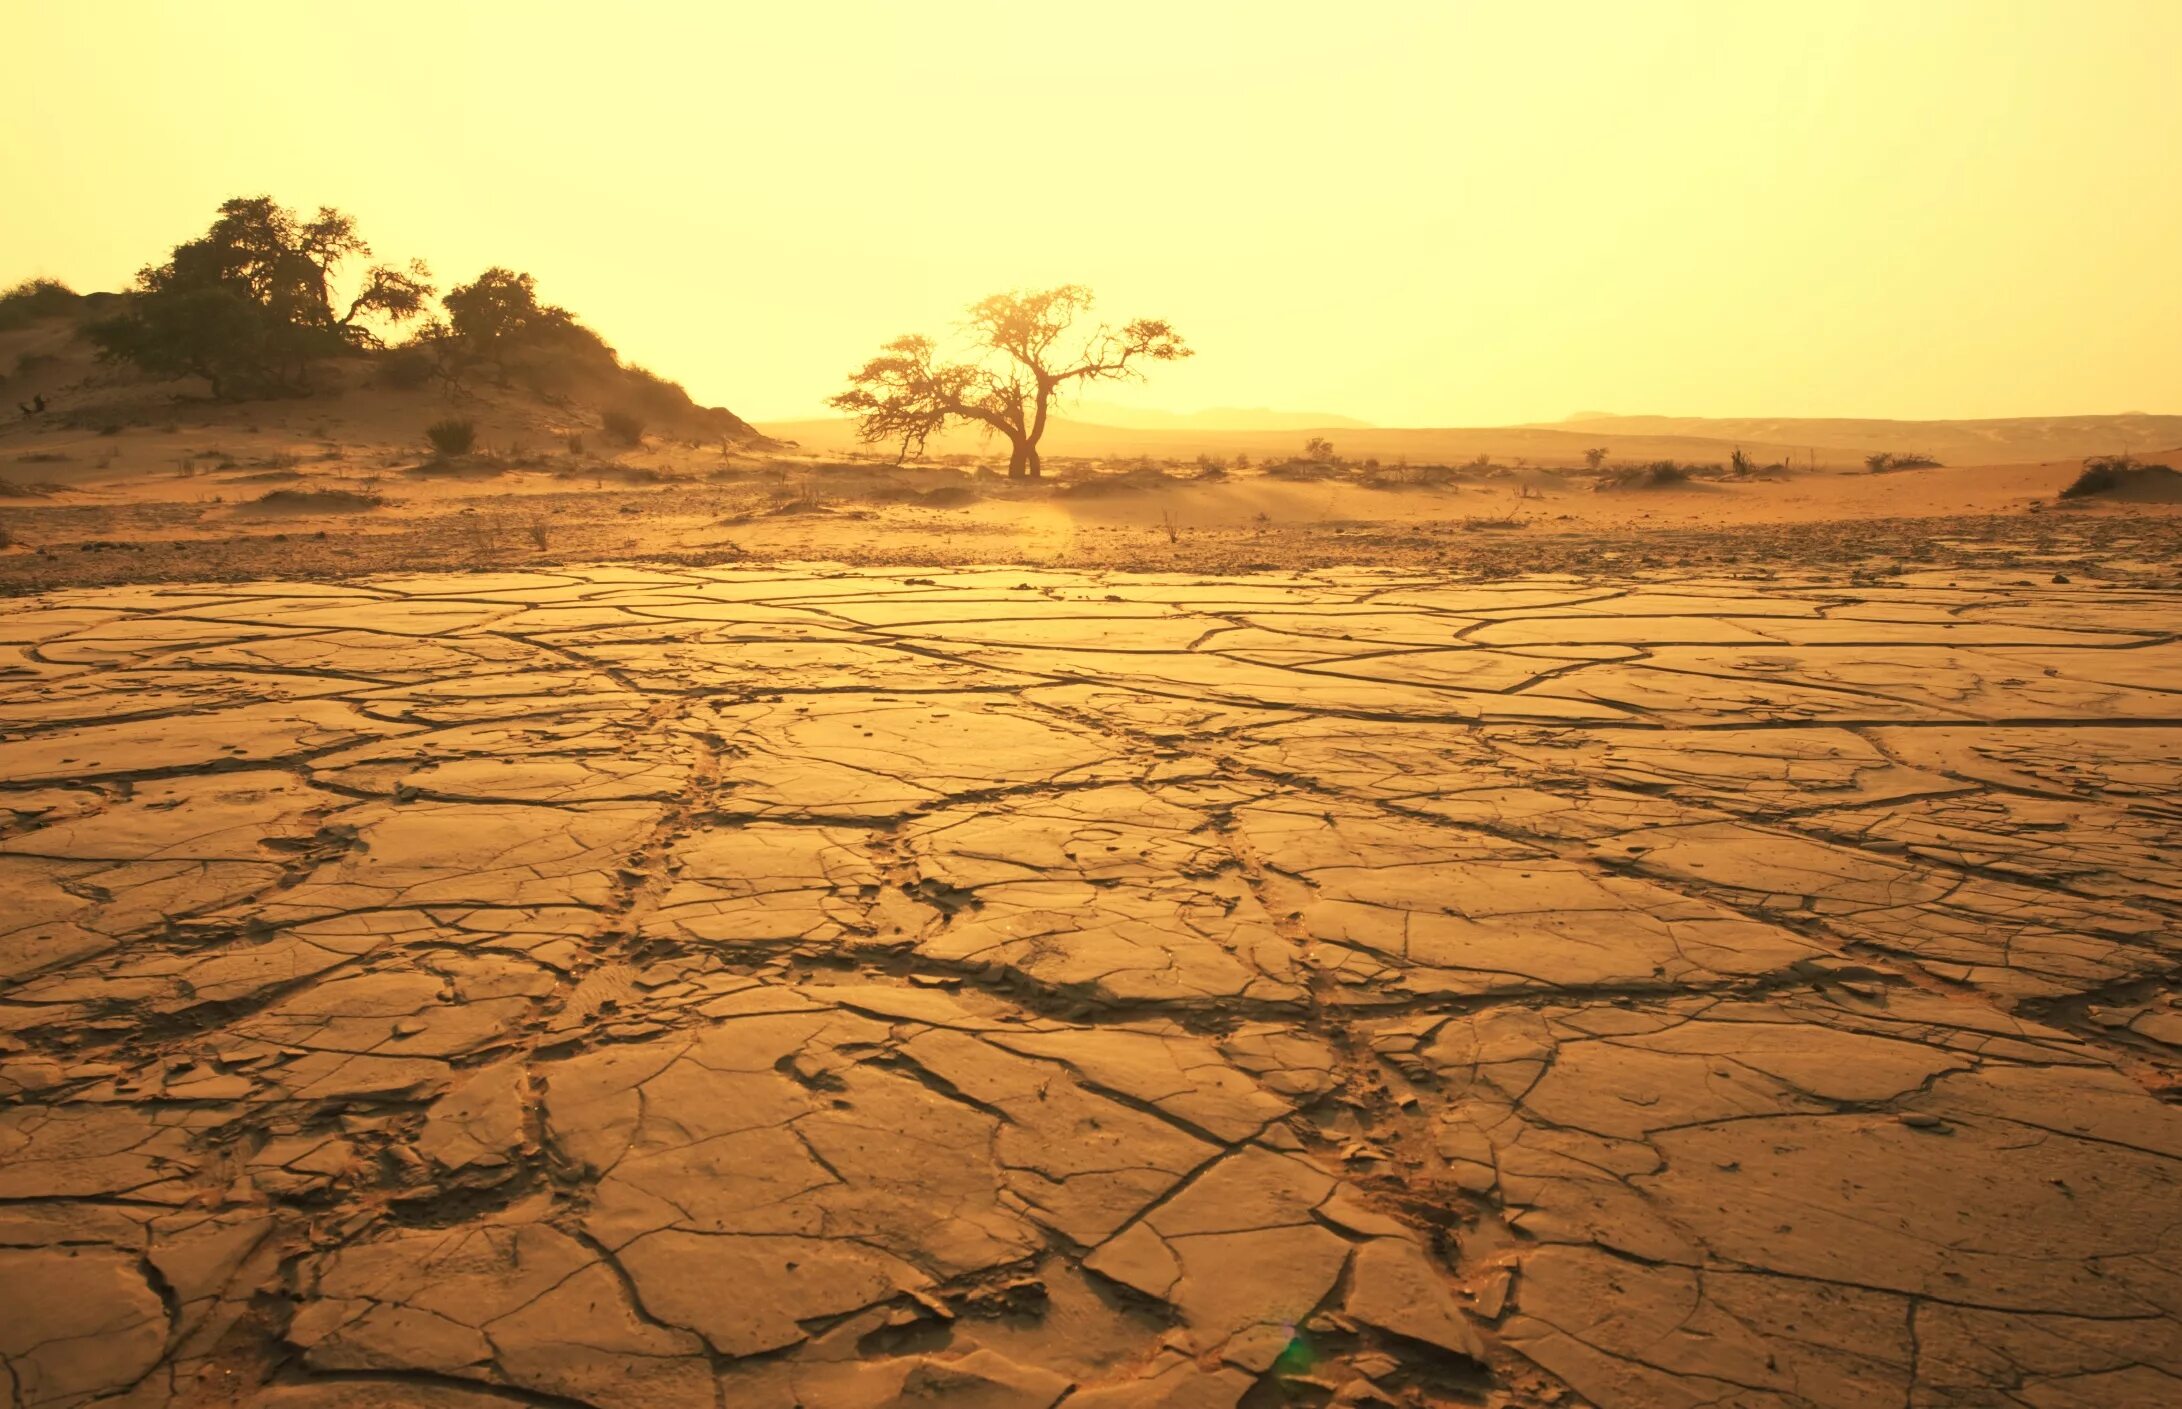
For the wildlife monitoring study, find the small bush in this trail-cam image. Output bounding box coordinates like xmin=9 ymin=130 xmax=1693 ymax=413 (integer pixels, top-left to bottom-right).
xmin=0 ymin=278 xmax=76 ymax=330
xmin=378 ymin=346 xmax=439 ymax=390
xmin=425 ymin=418 xmax=477 ymax=456
xmin=1866 ymin=451 xmax=1942 ymax=473
xmin=602 ymin=410 xmax=645 ymax=446
xmin=1598 ymin=461 xmax=1693 ymax=491
xmin=2060 ymin=454 xmax=2176 ymax=499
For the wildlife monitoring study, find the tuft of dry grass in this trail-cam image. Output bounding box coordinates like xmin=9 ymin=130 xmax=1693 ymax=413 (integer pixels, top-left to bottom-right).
xmin=426 ymin=418 xmax=478 ymax=456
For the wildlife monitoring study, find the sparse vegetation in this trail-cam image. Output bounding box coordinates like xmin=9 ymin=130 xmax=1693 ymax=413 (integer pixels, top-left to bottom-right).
xmin=1866 ymin=451 xmax=1942 ymax=472
xmin=2060 ymin=454 xmax=2178 ymax=499
xmin=0 ymin=278 xmax=77 ymax=330
xmin=425 ymin=418 xmax=478 ymax=456
xmin=1583 ymin=446 xmax=1609 ymax=470
xmin=602 ymin=409 xmax=646 ymax=446
xmin=1304 ymin=436 xmax=1336 ymax=464
xmin=1599 ymin=460 xmax=1695 ymax=491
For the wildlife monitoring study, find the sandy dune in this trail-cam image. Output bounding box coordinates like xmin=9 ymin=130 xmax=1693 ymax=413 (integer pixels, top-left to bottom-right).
xmin=5 ymin=393 xmax=2179 ymax=594
xmin=1 ymin=560 xmax=2177 ymax=1407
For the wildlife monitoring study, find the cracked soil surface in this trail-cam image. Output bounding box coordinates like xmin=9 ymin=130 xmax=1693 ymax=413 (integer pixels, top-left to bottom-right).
xmin=1 ymin=559 xmax=2178 ymax=1408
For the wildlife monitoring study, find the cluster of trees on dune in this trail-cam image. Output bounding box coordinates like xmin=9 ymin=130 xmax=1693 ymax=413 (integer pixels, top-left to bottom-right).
xmin=62 ymin=194 xmax=1199 ymax=472
xmin=81 ymin=196 xmax=653 ymax=408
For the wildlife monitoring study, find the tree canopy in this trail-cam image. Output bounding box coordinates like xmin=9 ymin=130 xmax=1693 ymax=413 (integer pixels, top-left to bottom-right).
xmin=431 ymin=267 xmax=614 ymax=374
xmin=830 ymin=286 xmax=1190 ymax=477
xmin=89 ymin=196 xmax=431 ymax=398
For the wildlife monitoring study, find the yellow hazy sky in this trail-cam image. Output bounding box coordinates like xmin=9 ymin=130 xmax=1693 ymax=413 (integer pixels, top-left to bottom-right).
xmin=5 ymin=1 xmax=2177 ymax=425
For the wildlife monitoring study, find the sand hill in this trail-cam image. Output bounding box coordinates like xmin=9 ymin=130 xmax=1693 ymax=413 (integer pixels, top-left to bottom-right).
xmin=0 ymin=287 xmax=767 ymax=456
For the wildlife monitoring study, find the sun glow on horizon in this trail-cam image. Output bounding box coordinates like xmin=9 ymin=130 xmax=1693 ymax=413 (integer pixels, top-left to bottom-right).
xmin=6 ymin=0 xmax=2178 ymax=426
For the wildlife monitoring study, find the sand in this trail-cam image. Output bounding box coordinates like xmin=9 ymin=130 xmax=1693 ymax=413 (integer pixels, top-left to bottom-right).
xmin=1 ymin=554 xmax=2177 ymax=1408
xmin=4 ymin=399 xmax=2180 ymax=595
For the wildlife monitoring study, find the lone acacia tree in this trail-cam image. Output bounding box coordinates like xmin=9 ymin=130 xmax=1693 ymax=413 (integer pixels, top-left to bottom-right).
xmin=830 ymin=286 xmax=1190 ymax=477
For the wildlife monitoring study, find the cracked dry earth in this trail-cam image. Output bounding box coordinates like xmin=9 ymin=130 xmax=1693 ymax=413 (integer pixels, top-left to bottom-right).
xmin=2 ymin=562 xmax=2179 ymax=1409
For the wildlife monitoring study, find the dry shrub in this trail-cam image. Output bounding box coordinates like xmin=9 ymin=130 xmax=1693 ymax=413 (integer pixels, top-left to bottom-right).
xmin=1866 ymin=451 xmax=1942 ymax=472
xmin=2060 ymin=454 xmax=2179 ymax=499
xmin=425 ymin=418 xmax=477 ymax=456
xmin=1597 ymin=461 xmax=1693 ymax=491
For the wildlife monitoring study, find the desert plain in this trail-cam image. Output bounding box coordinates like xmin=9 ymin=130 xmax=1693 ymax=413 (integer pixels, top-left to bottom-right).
xmin=2 ymin=420 xmax=2180 ymax=1408
xmin=5 ymin=47 xmax=2182 ymax=1392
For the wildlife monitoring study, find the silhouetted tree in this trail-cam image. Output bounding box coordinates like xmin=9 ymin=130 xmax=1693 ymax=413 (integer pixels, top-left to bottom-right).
xmin=442 ymin=268 xmax=579 ymax=353
xmin=89 ymin=196 xmax=431 ymax=397
xmin=429 ymin=268 xmax=613 ymax=384
xmin=1583 ymin=446 xmax=1609 ymax=470
xmin=831 ymin=286 xmax=1190 ymax=477
xmin=1304 ymin=436 xmax=1336 ymax=463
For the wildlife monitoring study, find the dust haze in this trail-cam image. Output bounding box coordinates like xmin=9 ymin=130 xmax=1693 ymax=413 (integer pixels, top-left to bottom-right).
xmin=3 ymin=6 xmax=2180 ymax=1409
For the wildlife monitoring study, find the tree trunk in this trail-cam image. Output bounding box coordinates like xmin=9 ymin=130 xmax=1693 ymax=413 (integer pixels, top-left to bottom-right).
xmin=1023 ymin=383 xmax=1051 ymax=479
xmin=1007 ymin=438 xmax=1030 ymax=478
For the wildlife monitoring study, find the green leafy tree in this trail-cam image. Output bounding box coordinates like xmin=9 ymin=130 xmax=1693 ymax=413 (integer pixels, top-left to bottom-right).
xmin=831 ymin=286 xmax=1190 ymax=478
